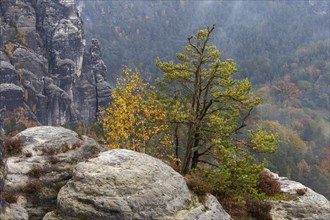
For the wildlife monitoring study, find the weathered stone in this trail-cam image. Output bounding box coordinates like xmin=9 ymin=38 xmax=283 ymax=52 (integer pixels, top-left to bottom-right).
xmin=0 ymin=61 xmax=18 ymax=84
xmin=86 ymin=39 xmax=112 ymax=111
xmin=0 ymin=83 xmax=24 ymax=110
xmin=0 ymin=198 xmax=28 ymax=220
xmin=55 ymin=149 xmax=191 ymax=220
xmin=2 ymin=126 xmax=107 ymax=219
xmin=11 ymin=47 xmax=47 ymax=76
xmin=43 ymin=210 xmax=79 ymax=220
xmin=266 ymin=169 xmax=330 ymax=220
xmin=162 ymin=194 xmax=231 ymax=220
xmin=0 ymin=51 xmax=10 ymax=62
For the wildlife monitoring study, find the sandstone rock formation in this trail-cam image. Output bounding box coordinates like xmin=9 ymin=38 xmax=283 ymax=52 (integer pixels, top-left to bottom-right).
xmin=43 ymin=149 xmax=230 ymax=220
xmin=0 ymin=0 xmax=112 ymax=130
xmin=266 ymin=169 xmax=330 ymax=220
xmin=1 ymin=126 xmax=329 ymax=220
xmin=0 ymin=126 xmax=107 ymax=219
xmin=162 ymin=194 xmax=231 ymax=220
xmin=0 ymin=127 xmax=230 ymax=220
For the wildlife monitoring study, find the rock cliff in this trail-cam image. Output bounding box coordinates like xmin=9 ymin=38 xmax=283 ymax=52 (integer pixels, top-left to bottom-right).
xmin=0 ymin=0 xmax=112 ymax=130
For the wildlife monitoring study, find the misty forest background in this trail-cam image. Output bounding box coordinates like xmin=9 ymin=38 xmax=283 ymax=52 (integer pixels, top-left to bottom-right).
xmin=76 ymin=0 xmax=329 ymax=199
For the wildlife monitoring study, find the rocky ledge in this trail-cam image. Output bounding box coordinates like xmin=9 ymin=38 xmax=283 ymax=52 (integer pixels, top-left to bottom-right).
xmin=0 ymin=127 xmax=329 ymax=220
xmin=0 ymin=126 xmax=230 ymax=220
xmin=267 ymin=169 xmax=330 ymax=220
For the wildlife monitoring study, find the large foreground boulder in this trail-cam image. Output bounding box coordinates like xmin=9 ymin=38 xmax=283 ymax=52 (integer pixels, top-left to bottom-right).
xmin=267 ymin=169 xmax=330 ymax=220
xmin=44 ymin=149 xmax=230 ymax=220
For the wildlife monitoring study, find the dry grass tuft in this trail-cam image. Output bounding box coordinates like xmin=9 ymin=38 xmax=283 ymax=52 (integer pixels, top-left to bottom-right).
xmin=3 ymin=136 xmax=24 ymax=156
xmin=258 ymin=170 xmax=281 ymax=196
xmin=1 ymin=191 xmax=18 ymax=203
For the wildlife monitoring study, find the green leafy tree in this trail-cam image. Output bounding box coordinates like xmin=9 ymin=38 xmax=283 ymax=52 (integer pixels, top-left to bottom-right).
xmin=157 ymin=25 xmax=277 ymax=174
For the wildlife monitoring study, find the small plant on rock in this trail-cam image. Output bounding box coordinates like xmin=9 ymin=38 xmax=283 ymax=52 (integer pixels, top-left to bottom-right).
xmin=28 ymin=166 xmax=43 ymax=178
xmin=61 ymin=143 xmax=70 ymax=153
xmin=25 ymin=152 xmax=32 ymax=157
xmin=296 ymin=188 xmax=307 ymax=196
xmin=3 ymin=136 xmax=24 ymax=156
xmin=41 ymin=147 xmax=57 ymax=156
xmin=246 ymin=196 xmax=272 ymax=220
xmin=49 ymin=156 xmax=60 ymax=164
xmin=1 ymin=191 xmax=18 ymax=203
xmin=5 ymin=42 xmax=14 ymax=58
xmin=3 ymin=107 xmax=38 ymax=136
xmin=258 ymin=170 xmax=281 ymax=196
xmin=185 ymin=174 xmax=211 ymax=198
xmin=72 ymin=142 xmax=82 ymax=150
xmin=21 ymin=181 xmax=43 ymax=194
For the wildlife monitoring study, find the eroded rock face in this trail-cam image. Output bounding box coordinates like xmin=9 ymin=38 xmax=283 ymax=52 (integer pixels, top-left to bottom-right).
xmin=1 ymin=126 xmax=107 ymax=219
xmin=266 ymin=169 xmax=330 ymax=220
xmin=0 ymin=0 xmax=112 ymax=130
xmin=44 ymin=149 xmax=230 ymax=220
xmin=0 ymin=84 xmax=24 ymax=111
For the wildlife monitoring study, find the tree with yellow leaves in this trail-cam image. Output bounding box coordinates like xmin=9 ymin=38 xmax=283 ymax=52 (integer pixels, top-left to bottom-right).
xmin=99 ymin=67 xmax=171 ymax=155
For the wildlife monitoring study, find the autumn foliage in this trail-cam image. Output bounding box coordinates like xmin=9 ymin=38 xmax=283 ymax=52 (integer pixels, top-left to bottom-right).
xmin=99 ymin=67 xmax=172 ymax=154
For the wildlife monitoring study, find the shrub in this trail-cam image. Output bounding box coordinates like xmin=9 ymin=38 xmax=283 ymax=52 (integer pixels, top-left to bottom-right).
xmin=246 ymin=197 xmax=272 ymax=220
xmin=5 ymin=42 xmax=14 ymax=58
xmin=258 ymin=170 xmax=281 ymax=196
xmin=3 ymin=136 xmax=24 ymax=156
xmin=25 ymin=152 xmax=32 ymax=157
xmin=72 ymin=142 xmax=82 ymax=150
xmin=74 ymin=121 xmax=103 ymax=142
xmin=296 ymin=188 xmax=307 ymax=196
xmin=61 ymin=143 xmax=70 ymax=153
xmin=1 ymin=192 xmax=18 ymax=203
xmin=216 ymin=196 xmax=248 ymax=220
xmin=49 ymin=156 xmax=60 ymax=164
xmin=3 ymin=107 xmax=38 ymax=136
xmin=20 ymin=181 xmax=43 ymax=194
xmin=192 ymin=146 xmax=265 ymax=203
xmin=185 ymin=174 xmax=210 ymax=197
xmin=28 ymin=166 xmax=43 ymax=178
xmin=41 ymin=147 xmax=57 ymax=156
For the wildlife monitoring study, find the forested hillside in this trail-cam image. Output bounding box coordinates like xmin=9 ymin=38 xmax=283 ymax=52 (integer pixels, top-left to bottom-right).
xmin=76 ymin=0 xmax=329 ymax=198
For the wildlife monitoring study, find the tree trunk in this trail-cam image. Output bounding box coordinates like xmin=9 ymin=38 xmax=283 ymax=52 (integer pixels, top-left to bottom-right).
xmin=182 ymin=125 xmax=200 ymax=174
xmin=174 ymin=124 xmax=180 ymax=169
xmin=181 ymin=124 xmax=194 ymax=175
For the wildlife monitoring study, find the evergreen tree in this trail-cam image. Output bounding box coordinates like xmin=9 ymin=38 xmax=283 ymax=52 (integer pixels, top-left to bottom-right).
xmin=157 ymin=26 xmax=277 ymax=174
